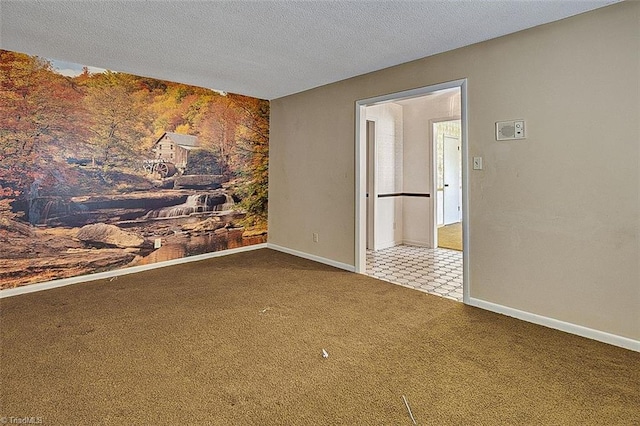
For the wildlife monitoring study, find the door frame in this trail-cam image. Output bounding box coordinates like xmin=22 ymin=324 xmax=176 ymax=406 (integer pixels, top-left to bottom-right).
xmin=365 ymin=119 xmax=377 ymax=250
xmin=355 ymin=79 xmax=470 ymax=304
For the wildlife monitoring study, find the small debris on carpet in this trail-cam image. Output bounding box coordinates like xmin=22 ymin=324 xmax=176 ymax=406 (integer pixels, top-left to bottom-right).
xmin=322 ymin=348 xmax=329 ymax=359
xmin=402 ymin=395 xmax=417 ymax=425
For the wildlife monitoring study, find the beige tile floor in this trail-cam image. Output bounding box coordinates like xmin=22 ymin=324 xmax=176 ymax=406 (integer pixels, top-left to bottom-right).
xmin=366 ymin=244 xmax=463 ymax=302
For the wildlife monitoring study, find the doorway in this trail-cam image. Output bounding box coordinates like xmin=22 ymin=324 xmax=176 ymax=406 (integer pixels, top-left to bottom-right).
xmin=355 ymin=80 xmax=469 ymax=304
xmin=435 ymin=120 xmax=463 ymax=251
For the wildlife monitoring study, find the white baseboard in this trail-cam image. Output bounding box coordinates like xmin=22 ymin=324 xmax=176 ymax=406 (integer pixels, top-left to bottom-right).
xmin=468 ymin=297 xmax=639 ymax=352
xmin=402 ymin=239 xmax=430 ymax=247
xmin=375 ymin=240 xmax=402 ymax=251
xmin=0 ymin=243 xmax=268 ymax=299
xmin=267 ymin=243 xmax=355 ymax=272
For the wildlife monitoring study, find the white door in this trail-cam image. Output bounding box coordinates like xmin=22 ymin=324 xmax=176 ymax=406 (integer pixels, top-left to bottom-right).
xmin=443 ymin=135 xmax=461 ymax=225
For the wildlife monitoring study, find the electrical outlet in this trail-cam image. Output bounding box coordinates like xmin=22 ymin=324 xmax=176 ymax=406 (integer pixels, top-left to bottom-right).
xmin=312 ymin=233 xmax=319 ymax=243
xmin=154 ymin=238 xmax=162 ymax=248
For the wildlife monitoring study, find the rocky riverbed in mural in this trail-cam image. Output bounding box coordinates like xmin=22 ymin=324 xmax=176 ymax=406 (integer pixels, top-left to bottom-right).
xmin=0 ymin=178 xmax=266 ymax=289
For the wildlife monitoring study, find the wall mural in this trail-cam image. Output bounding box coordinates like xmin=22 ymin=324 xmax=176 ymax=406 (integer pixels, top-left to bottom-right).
xmin=0 ymin=49 xmax=269 ymax=290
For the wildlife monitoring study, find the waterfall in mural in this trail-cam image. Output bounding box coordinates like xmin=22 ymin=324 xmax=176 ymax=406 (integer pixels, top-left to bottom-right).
xmin=144 ymin=193 xmax=234 ymax=219
xmin=214 ymin=194 xmax=235 ymax=212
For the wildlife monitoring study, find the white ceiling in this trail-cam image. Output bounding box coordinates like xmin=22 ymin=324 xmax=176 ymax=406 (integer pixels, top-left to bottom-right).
xmin=0 ymin=0 xmax=619 ymax=100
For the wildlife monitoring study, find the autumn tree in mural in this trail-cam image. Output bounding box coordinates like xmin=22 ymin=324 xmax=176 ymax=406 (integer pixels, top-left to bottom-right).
xmin=0 ymin=51 xmax=86 ymax=214
xmin=0 ymin=49 xmax=269 ymax=289
xmin=233 ymin=96 xmax=269 ymax=226
xmin=83 ymin=71 xmax=146 ymax=164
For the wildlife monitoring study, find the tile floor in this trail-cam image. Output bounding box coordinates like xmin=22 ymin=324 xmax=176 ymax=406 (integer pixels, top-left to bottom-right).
xmin=366 ymin=244 xmax=463 ymax=302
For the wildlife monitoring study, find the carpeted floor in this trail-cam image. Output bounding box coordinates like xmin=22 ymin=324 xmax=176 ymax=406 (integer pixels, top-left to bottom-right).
xmin=1 ymin=249 xmax=638 ymax=425
xmin=438 ymin=222 xmax=462 ymax=251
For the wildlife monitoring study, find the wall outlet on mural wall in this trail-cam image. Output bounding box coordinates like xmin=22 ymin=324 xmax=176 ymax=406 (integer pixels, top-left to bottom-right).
xmin=154 ymin=238 xmax=162 ymax=249
xmin=313 ymin=233 xmax=319 ymax=243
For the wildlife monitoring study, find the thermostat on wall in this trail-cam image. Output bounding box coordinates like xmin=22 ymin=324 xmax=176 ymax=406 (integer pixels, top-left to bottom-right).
xmin=496 ymin=120 xmax=525 ymax=140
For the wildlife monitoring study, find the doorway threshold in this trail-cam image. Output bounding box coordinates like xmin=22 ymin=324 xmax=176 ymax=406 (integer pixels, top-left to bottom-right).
xmin=366 ymin=245 xmax=463 ymax=302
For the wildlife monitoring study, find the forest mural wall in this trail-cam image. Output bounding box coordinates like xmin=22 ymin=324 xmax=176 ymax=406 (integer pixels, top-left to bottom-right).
xmin=0 ymin=49 xmax=269 ymax=290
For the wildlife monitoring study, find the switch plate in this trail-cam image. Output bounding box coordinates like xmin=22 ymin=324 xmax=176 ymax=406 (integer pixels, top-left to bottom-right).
xmin=473 ymin=157 xmax=483 ymax=170
xmin=312 ymin=233 xmax=319 ymax=243
xmin=154 ymin=238 xmax=162 ymax=248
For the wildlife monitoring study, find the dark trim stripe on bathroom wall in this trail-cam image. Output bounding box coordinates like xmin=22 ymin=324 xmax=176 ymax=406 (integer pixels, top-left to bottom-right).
xmin=377 ymin=193 xmax=430 ymax=198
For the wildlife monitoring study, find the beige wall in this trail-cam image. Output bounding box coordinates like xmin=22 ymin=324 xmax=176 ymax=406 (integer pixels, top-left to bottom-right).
xmin=269 ymin=2 xmax=639 ymax=340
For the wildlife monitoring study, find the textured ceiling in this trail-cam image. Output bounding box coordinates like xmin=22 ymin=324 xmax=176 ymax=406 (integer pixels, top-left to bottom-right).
xmin=0 ymin=0 xmax=618 ymax=100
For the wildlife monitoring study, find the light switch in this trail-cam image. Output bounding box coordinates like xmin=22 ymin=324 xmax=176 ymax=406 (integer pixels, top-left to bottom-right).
xmin=473 ymin=157 xmax=483 ymax=170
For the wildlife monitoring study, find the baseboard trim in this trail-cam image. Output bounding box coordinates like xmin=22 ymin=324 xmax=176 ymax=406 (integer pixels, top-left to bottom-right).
xmin=375 ymin=240 xmax=402 ymax=251
xmin=0 ymin=243 xmax=268 ymax=299
xmin=267 ymin=243 xmax=355 ymax=272
xmin=468 ymin=297 xmax=639 ymax=352
xmin=402 ymin=239 xmax=430 ymax=247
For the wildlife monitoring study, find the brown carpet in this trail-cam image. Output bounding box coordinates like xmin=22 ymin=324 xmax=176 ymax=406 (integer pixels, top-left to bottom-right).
xmin=1 ymin=249 xmax=638 ymax=425
xmin=438 ymin=222 xmax=463 ymax=251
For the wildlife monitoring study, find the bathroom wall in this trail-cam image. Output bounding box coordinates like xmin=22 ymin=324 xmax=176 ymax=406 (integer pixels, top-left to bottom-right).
xmin=366 ymin=103 xmax=403 ymax=249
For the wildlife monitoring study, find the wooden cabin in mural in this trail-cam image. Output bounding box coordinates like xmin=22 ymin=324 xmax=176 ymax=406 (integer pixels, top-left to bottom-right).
xmin=152 ymin=132 xmax=199 ymax=173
